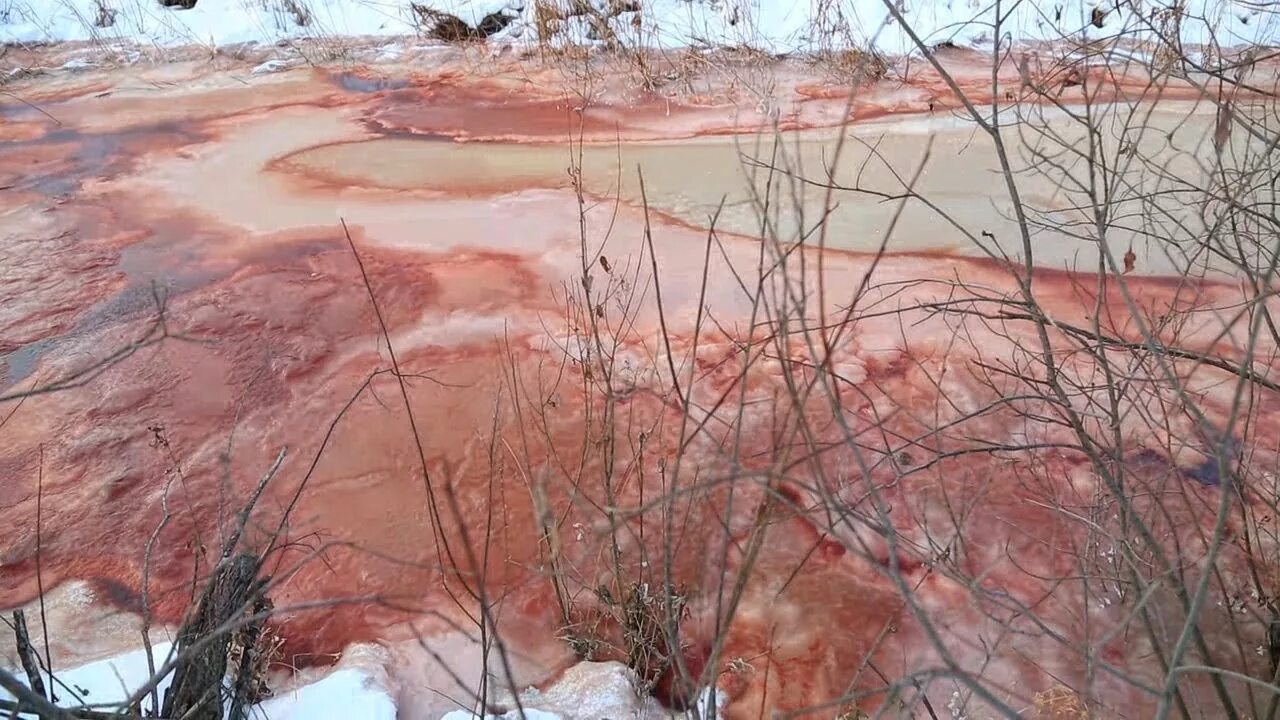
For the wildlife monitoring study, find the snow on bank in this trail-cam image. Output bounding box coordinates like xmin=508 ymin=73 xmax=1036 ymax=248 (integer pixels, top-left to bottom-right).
xmin=441 ymin=661 xmax=726 ymax=720
xmin=0 ymin=642 xmax=178 ymax=710
xmin=1 ymin=0 xmax=1276 ymax=55
xmin=654 ymin=0 xmax=1280 ymax=55
xmin=256 ymin=666 xmax=396 ymax=720
xmin=443 ymin=661 xmax=660 ymax=720
xmin=0 ymin=0 xmax=419 ymax=47
xmin=2 ymin=642 xmax=705 ymax=720
xmin=0 ymin=641 xmax=395 ymax=720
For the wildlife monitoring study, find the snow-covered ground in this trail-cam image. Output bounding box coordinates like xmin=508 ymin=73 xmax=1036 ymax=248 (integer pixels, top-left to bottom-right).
xmin=1 ymin=0 xmax=1276 ymax=56
xmin=440 ymin=661 xmax=725 ymax=720
xmin=1 ymin=640 xmax=709 ymax=720
xmin=0 ymin=0 xmax=419 ymax=47
xmin=0 ymin=641 xmax=397 ymax=720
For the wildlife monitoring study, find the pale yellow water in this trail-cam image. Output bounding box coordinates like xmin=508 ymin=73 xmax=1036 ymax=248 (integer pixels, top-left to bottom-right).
xmin=279 ymin=103 xmax=1243 ymax=274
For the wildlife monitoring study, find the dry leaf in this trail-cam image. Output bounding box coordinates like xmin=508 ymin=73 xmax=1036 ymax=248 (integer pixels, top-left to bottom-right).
xmin=1215 ymin=100 xmax=1234 ymax=154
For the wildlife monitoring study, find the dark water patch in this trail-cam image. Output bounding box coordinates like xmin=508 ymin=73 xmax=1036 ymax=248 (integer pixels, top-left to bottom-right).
xmin=91 ymin=577 xmax=145 ymax=614
xmin=1186 ymin=437 xmax=1241 ymax=487
xmin=1187 ymin=457 xmax=1225 ymax=486
xmin=0 ymin=95 xmax=54 ymax=122
xmin=1 ymin=340 xmax=50 ymax=389
xmin=75 ymin=237 xmax=222 ymax=332
xmin=357 ymin=116 xmax=456 ymax=142
xmin=332 ymin=72 xmax=410 ymax=94
xmin=0 ymin=231 xmax=227 ymax=388
xmin=3 ymin=121 xmax=208 ymax=197
xmin=1131 ymin=443 xmax=1239 ymax=488
xmin=76 ymin=281 xmax=172 ymax=332
xmin=28 ymin=176 xmax=77 ymax=196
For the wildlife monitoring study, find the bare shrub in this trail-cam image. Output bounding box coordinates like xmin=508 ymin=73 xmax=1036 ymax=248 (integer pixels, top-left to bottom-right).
xmin=92 ymin=0 xmax=116 ymax=28
xmin=411 ymin=3 xmax=516 ymax=41
xmin=818 ymin=46 xmax=889 ymax=84
xmin=282 ymin=0 xmax=311 ymax=28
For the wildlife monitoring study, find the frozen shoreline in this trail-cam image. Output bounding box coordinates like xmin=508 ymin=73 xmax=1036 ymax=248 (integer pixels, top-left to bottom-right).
xmin=0 ymin=629 xmax=706 ymax=720
xmin=0 ymin=638 xmax=398 ymax=719
xmin=2 ymin=0 xmax=1276 ymax=57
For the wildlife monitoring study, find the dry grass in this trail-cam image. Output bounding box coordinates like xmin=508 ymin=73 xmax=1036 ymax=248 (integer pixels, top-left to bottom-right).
xmin=1150 ymin=2 xmax=1187 ymax=76
xmin=1032 ymin=685 xmax=1090 ymax=719
xmin=281 ymin=0 xmax=312 ymax=28
xmin=92 ymin=0 xmax=116 ymax=28
xmin=558 ymin=581 xmax=689 ymax=697
xmin=226 ymin=604 xmax=284 ymax=706
xmin=817 ymin=45 xmax=889 ymax=84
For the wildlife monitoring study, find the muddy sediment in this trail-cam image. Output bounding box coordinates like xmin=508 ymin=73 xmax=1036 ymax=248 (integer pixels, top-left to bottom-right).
xmin=1 ymin=44 xmax=1277 ymax=718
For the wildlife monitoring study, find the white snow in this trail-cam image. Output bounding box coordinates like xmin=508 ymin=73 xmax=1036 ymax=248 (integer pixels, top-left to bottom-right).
xmin=250 ymin=57 xmax=292 ymax=73
xmin=1 ymin=0 xmax=1276 ymax=55
xmin=440 ymin=661 xmax=721 ymax=720
xmin=603 ymin=0 xmax=1280 ymax=54
xmin=506 ymin=661 xmax=653 ymax=720
xmin=0 ymin=0 xmax=420 ymax=48
xmin=254 ymin=667 xmax=397 ymax=720
xmin=0 ymin=641 xmax=396 ymax=720
xmin=0 ymin=642 xmax=177 ymax=712
xmin=444 ymin=708 xmax=565 ymax=720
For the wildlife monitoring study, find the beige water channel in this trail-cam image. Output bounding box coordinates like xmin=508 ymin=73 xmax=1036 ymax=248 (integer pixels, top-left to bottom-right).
xmin=282 ymin=102 xmax=1247 ymax=275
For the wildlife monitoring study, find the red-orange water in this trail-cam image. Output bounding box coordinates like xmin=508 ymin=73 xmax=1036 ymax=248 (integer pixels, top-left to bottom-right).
xmin=2 ymin=46 xmax=1278 ymax=719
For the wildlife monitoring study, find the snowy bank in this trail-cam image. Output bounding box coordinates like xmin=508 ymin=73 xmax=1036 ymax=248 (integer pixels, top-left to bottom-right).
xmin=440 ymin=660 xmax=725 ymax=720
xmin=0 ymin=641 xmax=395 ymax=720
xmin=1 ymin=0 xmax=1276 ymax=55
xmin=2 ymin=644 xmax=712 ymax=720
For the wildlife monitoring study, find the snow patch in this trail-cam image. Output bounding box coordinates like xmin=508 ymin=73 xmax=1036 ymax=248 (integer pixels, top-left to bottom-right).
xmin=1 ymin=0 xmax=1275 ymax=54
xmin=0 ymin=0 xmax=419 ymax=47
xmin=0 ymin=642 xmax=178 ymax=710
xmin=1 ymin=641 xmax=396 ymax=720
xmin=374 ymin=41 xmax=404 ymax=60
xmin=255 ymin=667 xmax=397 ymax=720
xmin=444 ymin=709 xmax=565 ymax=720
xmin=250 ymin=57 xmax=292 ymax=74
xmin=59 ymin=57 xmax=96 ymax=70
xmin=441 ymin=661 xmax=724 ymax=720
